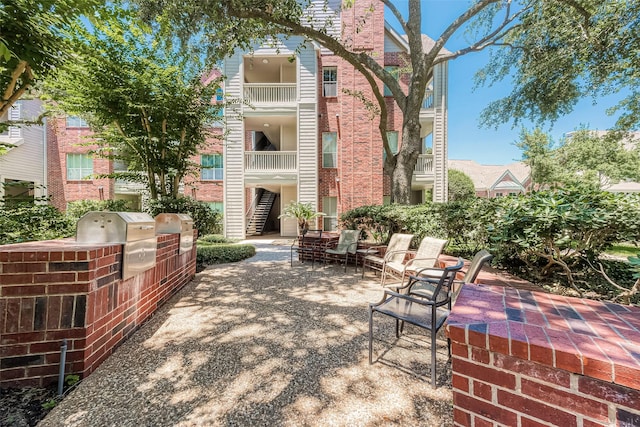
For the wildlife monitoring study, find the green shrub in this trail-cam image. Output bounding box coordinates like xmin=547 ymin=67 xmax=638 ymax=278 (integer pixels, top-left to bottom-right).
xmin=487 ymin=187 xmax=640 ymax=293
xmin=66 ymin=199 xmax=133 ymax=221
xmin=147 ymin=197 xmax=222 ymax=236
xmin=0 ymin=204 xmax=75 ymax=244
xmin=339 ymin=200 xmax=492 ymax=257
xmin=198 ymin=234 xmax=232 ymax=244
xmin=196 ymin=243 xmax=255 ymax=266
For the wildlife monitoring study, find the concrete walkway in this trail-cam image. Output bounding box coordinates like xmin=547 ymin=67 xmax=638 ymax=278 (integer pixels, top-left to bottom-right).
xmin=39 ymin=241 xmax=454 ymax=426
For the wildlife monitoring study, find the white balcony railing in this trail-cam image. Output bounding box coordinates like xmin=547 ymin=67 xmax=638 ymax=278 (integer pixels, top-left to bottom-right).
xmin=245 ymin=151 xmax=297 ymax=173
xmin=422 ymin=90 xmax=434 ymax=109
xmin=414 ymin=154 xmax=434 ymax=175
xmin=243 ymin=83 xmax=297 ymax=104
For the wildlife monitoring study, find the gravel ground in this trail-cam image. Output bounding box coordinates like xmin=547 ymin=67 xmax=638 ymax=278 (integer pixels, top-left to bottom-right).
xmin=38 ymin=241 xmax=453 ymax=426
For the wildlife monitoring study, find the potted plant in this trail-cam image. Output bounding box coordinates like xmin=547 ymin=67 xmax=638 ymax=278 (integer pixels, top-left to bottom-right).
xmin=278 ymin=201 xmax=325 ymax=235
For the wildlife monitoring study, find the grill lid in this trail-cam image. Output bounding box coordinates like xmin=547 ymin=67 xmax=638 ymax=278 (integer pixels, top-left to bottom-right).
xmin=76 ymin=211 xmax=156 ymax=244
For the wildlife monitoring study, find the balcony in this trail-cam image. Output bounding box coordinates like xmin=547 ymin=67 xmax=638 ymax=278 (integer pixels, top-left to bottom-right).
xmin=412 ymin=154 xmax=434 ymax=189
xmin=422 ymin=90 xmax=434 ymax=109
xmin=414 ymin=154 xmax=433 ymax=174
xmin=245 ymin=151 xmax=297 ymax=172
xmin=244 ymin=151 xmax=298 ymax=186
xmin=243 ymin=84 xmax=297 ymax=105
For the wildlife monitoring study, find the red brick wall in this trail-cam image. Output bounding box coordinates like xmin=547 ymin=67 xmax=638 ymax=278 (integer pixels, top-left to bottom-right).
xmin=47 ymin=116 xmax=113 ymax=211
xmin=0 ymin=233 xmax=196 ymax=388
xmin=183 ymin=132 xmax=224 ymax=204
xmin=317 ymin=1 xmax=410 ymax=217
xmin=447 ymin=284 xmax=640 ymax=426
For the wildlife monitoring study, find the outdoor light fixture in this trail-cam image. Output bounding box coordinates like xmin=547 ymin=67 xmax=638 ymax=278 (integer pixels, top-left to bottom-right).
xmin=262 ymin=58 xmax=269 ymax=64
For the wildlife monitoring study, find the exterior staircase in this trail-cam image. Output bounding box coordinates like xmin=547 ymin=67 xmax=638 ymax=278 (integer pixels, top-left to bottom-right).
xmin=246 ymin=190 xmax=277 ymax=236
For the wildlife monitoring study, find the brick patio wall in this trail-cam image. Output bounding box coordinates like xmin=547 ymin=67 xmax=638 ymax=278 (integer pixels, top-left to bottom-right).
xmin=0 ymin=233 xmax=196 ymax=388
xmin=447 ymin=284 xmax=640 ymax=427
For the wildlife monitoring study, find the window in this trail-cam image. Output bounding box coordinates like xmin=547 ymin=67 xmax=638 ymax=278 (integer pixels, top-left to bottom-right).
xmin=383 ymin=66 xmax=398 ymax=96
xmin=66 ymin=116 xmax=89 ymax=128
xmin=1 ymin=103 xmax=22 ymax=138
xmin=323 ymin=67 xmax=337 ymax=97
xmin=322 ymin=132 xmax=337 ymax=168
xmin=66 ymin=154 xmax=93 ymax=180
xmin=207 ymin=201 xmax=223 ymax=212
xmin=383 ymin=131 xmax=399 ymax=160
xmin=495 ymin=192 xmax=503 ymax=197
xmin=201 ymin=154 xmax=223 ymax=180
xmin=323 ymin=197 xmax=337 ymax=231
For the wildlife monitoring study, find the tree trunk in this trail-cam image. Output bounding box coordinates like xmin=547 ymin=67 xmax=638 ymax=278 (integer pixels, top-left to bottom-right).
xmin=391 ymin=104 xmax=423 ymax=204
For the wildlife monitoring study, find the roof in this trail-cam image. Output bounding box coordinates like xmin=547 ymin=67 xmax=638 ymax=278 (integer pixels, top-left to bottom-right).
xmin=448 ymin=160 xmax=530 ymax=191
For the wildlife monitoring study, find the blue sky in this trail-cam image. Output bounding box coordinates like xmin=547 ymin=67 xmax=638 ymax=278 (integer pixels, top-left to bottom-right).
xmin=407 ymin=0 xmax=626 ymax=165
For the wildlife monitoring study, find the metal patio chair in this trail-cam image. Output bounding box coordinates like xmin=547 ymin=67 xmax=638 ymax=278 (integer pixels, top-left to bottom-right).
xmin=361 ymin=233 xmax=414 ymax=283
xmin=324 ymin=229 xmax=360 ymax=272
xmin=368 ymin=258 xmax=464 ymax=388
xmin=290 ymin=229 xmax=323 ymax=267
xmin=381 ymin=236 xmax=448 ymax=287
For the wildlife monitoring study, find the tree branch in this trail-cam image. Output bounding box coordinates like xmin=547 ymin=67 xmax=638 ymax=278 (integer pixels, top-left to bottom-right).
xmin=380 ymin=0 xmax=409 ymax=36
xmin=433 ymin=4 xmax=527 ymax=65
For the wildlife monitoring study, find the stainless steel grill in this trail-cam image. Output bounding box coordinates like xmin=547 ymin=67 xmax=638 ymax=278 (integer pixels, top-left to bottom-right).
xmin=76 ymin=212 xmax=157 ymax=279
xmin=154 ymin=213 xmax=194 ymax=254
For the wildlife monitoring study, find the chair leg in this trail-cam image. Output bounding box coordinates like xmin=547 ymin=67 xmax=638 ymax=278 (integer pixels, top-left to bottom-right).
xmin=368 ymin=308 xmax=374 ymax=364
xmin=431 ymin=329 xmax=437 ymax=389
xmin=395 ymin=318 xmax=400 ymax=338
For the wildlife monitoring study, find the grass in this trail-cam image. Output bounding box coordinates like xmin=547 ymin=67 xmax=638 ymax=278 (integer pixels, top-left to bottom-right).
xmin=605 ymin=244 xmax=640 ymax=258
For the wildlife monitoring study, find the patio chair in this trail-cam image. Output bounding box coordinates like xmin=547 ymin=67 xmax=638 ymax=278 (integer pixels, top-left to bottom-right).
xmin=368 ymin=258 xmax=464 ymax=388
xmin=360 ymin=233 xmax=414 ymax=283
xmin=381 ymin=236 xmax=448 ymax=287
xmin=290 ymin=229 xmax=323 ymax=267
xmin=410 ymin=249 xmax=493 ymax=301
xmin=324 ymin=229 xmax=360 ymax=272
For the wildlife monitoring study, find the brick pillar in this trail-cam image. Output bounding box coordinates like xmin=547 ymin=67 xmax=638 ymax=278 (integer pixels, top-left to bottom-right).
xmin=447 ymin=284 xmax=640 ymax=426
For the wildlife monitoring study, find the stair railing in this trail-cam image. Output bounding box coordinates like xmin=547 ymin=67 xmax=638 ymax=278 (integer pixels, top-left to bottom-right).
xmin=245 ymin=189 xmax=264 ymax=230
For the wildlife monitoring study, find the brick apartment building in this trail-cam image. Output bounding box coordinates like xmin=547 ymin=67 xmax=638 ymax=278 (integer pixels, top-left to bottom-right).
xmin=45 ymin=0 xmax=449 ymax=238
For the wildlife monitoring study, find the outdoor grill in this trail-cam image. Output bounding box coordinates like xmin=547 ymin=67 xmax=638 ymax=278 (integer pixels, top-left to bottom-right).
xmin=76 ymin=211 xmax=157 ymax=279
xmin=154 ymin=213 xmax=194 ymax=254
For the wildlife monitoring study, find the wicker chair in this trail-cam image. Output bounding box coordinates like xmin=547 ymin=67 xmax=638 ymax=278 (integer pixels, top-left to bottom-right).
xmin=290 ymin=229 xmax=323 ymax=267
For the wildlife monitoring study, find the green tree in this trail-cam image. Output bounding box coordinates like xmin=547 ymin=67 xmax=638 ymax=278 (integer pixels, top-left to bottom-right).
xmin=0 ymin=0 xmax=99 ymax=129
xmin=137 ymin=0 xmax=640 ymax=205
xmin=556 ymin=129 xmax=640 ymax=189
xmin=448 ymin=169 xmax=476 ymax=202
xmin=517 ymin=128 xmax=640 ymax=190
xmin=515 ymin=128 xmax=558 ymax=189
xmin=479 ymin=1 xmax=640 ymax=130
xmin=44 ymin=7 xmax=222 ymax=199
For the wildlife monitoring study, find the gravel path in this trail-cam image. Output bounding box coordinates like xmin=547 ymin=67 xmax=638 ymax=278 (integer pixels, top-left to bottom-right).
xmin=39 ymin=241 xmax=453 ymax=426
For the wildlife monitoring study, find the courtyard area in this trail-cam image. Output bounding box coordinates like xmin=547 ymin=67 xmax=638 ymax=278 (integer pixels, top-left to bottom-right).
xmin=38 ymin=241 xmax=454 ymax=426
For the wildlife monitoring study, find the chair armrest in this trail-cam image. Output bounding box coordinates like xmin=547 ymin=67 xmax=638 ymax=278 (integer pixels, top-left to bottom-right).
xmin=402 ymin=257 xmax=439 ymax=269
xmin=382 ymin=249 xmax=411 ymax=262
xmin=370 ymin=289 xmax=436 ymax=308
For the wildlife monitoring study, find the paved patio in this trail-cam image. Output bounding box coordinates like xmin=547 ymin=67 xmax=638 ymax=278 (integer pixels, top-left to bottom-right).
xmin=39 ymin=241 xmax=454 ymax=426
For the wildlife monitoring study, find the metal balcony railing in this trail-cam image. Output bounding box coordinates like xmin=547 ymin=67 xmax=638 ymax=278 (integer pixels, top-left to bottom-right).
xmin=243 ymin=83 xmax=297 ymax=104
xmin=244 ymin=151 xmax=297 ymax=172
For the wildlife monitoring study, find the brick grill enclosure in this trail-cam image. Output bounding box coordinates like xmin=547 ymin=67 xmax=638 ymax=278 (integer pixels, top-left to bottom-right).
xmin=447 ymin=284 xmax=640 ymax=427
xmin=0 ymin=233 xmax=196 ymax=388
